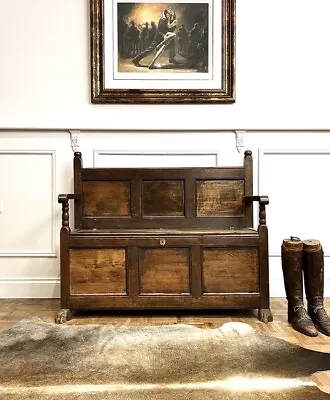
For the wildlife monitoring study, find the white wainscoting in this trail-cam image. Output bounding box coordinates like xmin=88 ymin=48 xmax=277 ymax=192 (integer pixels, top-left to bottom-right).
xmin=0 ymin=132 xmax=329 ymax=299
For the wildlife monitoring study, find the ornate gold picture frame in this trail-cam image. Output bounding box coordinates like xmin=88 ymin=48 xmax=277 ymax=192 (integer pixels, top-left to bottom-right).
xmin=91 ymin=0 xmax=235 ymax=103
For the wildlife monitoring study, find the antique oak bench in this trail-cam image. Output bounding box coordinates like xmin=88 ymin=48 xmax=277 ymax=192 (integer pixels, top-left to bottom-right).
xmin=55 ymin=151 xmax=273 ymax=323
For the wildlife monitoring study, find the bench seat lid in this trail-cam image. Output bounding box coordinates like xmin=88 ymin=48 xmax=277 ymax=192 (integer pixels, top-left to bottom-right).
xmin=71 ymin=228 xmax=258 ymax=237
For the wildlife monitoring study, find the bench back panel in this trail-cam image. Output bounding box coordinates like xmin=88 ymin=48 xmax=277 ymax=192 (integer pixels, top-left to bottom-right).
xmin=74 ymin=166 xmax=252 ymax=230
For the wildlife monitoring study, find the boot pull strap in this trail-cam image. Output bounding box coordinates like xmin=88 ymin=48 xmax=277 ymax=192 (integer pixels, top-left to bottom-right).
xmin=290 ymin=236 xmax=301 ymax=241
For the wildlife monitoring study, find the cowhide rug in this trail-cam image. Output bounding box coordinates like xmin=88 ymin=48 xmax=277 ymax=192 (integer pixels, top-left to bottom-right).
xmin=0 ymin=317 xmax=329 ymax=399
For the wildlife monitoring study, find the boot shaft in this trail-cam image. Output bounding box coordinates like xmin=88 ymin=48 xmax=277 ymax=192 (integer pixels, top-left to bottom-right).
xmin=303 ymin=239 xmax=330 ymax=336
xmin=281 ymin=237 xmax=304 ymax=303
xmin=281 ymin=237 xmax=318 ymax=336
xmin=302 ymin=239 xmax=324 ymax=304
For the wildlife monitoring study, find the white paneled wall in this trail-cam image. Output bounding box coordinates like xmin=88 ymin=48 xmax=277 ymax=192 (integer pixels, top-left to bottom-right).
xmin=0 ymin=130 xmax=330 ymax=298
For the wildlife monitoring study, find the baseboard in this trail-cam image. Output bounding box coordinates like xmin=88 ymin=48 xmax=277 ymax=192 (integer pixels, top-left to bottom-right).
xmin=0 ymin=278 xmax=60 ymax=298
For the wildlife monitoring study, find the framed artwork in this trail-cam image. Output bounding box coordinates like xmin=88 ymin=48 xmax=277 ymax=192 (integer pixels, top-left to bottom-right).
xmin=90 ymin=0 xmax=235 ymax=104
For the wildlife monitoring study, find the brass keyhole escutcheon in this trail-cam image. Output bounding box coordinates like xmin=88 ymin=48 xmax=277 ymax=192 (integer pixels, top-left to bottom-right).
xmin=160 ymin=238 xmax=166 ymax=246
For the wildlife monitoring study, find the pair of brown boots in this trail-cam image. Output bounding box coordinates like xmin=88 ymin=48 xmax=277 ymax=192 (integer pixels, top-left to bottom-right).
xmin=281 ymin=237 xmax=330 ymax=336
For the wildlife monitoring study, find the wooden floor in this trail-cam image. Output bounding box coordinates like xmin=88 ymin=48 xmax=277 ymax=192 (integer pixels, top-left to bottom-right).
xmin=1 ymin=298 xmax=329 ymax=349
xmin=1 ymin=298 xmax=329 ymax=392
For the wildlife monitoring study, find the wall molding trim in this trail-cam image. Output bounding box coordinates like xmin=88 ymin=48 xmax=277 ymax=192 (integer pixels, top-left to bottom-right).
xmin=0 ymin=253 xmax=57 ymax=258
xmin=1 ymin=128 xmax=330 ymax=133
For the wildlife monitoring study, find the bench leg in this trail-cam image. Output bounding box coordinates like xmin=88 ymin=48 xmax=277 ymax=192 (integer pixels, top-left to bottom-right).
xmin=55 ymin=308 xmax=72 ymax=324
xmin=258 ymin=308 xmax=273 ymax=323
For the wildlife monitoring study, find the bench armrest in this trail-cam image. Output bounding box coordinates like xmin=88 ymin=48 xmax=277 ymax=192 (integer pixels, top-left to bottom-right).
xmin=58 ymin=194 xmax=80 ymax=229
xmin=245 ymin=195 xmax=269 ymax=206
xmin=245 ymin=195 xmax=269 ymax=226
xmin=58 ymin=194 xmax=80 ymax=204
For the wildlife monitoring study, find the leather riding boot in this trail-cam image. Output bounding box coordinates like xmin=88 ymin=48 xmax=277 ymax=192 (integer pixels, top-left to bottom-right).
xmin=281 ymin=238 xmax=318 ymax=336
xmin=303 ymin=239 xmax=330 ymax=336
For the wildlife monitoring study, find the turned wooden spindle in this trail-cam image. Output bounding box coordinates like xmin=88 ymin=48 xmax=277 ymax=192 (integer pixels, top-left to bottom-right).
xmin=259 ymin=203 xmax=266 ymax=226
xmin=258 ymin=196 xmax=269 ymax=226
xmin=62 ymin=201 xmax=69 ymax=228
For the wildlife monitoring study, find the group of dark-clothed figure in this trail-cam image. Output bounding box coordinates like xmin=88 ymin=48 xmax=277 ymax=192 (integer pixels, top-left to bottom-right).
xmin=118 ymin=19 xmax=157 ymax=58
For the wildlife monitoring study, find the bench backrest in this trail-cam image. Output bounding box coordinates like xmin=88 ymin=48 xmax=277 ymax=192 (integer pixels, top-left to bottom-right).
xmin=73 ymin=151 xmax=254 ymax=230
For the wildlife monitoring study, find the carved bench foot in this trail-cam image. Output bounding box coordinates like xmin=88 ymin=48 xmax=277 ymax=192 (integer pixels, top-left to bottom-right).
xmin=55 ymin=309 xmax=72 ymax=324
xmin=258 ymin=308 xmax=273 ymax=323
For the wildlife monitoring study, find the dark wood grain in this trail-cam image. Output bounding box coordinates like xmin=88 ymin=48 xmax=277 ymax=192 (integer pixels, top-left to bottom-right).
xmin=74 ymin=152 xmax=83 ymax=229
xmin=69 ymin=294 xmax=261 ymax=310
xmin=81 ymin=217 xmax=246 ymax=230
xmin=244 ymin=150 xmax=253 ymax=227
xmin=82 ymin=168 xmax=245 ymax=181
xmin=202 ymin=248 xmax=259 ymax=293
xmin=196 ymin=180 xmax=245 ymax=216
xmin=60 ymin=226 xmax=70 ymax=310
xmin=83 ymin=181 xmax=131 ymax=217
xmin=139 ymin=248 xmax=190 ymax=294
xmin=70 ymin=249 xmax=127 ymax=295
xmin=142 ymin=180 xmax=184 ymax=216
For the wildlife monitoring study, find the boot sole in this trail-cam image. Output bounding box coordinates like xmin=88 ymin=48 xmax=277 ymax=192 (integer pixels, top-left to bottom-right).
xmin=289 ymin=323 xmax=318 ymax=337
xmin=315 ymin=325 xmax=330 ymax=336
xmin=288 ymin=317 xmax=318 ymax=337
xmin=294 ymin=327 xmax=318 ymax=337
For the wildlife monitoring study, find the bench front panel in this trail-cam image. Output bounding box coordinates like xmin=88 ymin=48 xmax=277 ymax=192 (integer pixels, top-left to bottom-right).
xmin=68 ymin=235 xmax=261 ymax=309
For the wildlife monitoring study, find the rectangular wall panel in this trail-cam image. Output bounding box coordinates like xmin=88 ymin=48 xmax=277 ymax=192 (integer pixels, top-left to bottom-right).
xmin=258 ymin=150 xmax=330 ymax=257
xmin=94 ymin=151 xmax=219 ymax=168
xmin=0 ymin=151 xmax=56 ymax=256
